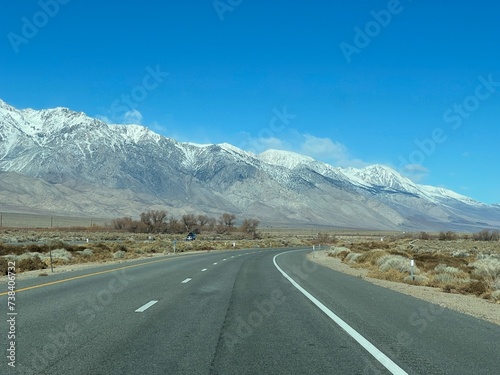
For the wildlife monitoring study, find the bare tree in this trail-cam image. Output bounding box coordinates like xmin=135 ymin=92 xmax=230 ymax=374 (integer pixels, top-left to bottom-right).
xmin=220 ymin=213 xmax=236 ymax=228
xmin=240 ymin=218 xmax=260 ymax=239
xmin=167 ymin=216 xmax=184 ymax=234
xmin=197 ymin=214 xmax=209 ymax=228
xmin=206 ymin=217 xmax=217 ymax=231
xmin=140 ymin=210 xmax=167 ymax=232
xmin=111 ymin=217 xmax=134 ymax=230
xmin=182 ymin=214 xmax=198 ymax=232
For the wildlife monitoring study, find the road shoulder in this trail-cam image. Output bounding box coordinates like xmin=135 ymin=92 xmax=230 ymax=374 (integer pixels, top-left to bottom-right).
xmin=308 ymin=250 xmax=500 ymax=326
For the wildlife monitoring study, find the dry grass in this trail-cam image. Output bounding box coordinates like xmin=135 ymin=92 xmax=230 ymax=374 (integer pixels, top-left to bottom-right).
xmin=0 ymin=227 xmax=323 ymax=274
xmin=3 ymin=226 xmax=500 ymax=302
xmin=326 ymin=236 xmax=500 ymax=300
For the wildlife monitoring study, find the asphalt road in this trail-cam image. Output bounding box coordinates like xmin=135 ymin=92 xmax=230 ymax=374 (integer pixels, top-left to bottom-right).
xmin=1 ymin=248 xmax=499 ymax=374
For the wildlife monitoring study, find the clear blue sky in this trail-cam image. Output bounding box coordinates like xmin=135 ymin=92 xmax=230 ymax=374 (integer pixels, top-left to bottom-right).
xmin=1 ymin=0 xmax=499 ymax=203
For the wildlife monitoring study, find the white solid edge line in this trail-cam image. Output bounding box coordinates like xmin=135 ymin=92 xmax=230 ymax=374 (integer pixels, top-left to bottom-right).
xmin=273 ymin=251 xmax=408 ymax=375
xmin=135 ymin=300 xmax=158 ymax=313
xmin=181 ymin=278 xmax=192 ymax=284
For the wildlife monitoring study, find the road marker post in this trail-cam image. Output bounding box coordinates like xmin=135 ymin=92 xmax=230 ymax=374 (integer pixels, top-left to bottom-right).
xmin=49 ymin=245 xmax=54 ymax=273
xmin=410 ymin=258 xmax=415 ymax=281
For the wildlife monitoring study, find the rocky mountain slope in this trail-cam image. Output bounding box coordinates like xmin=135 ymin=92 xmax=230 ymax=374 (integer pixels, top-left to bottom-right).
xmin=1 ymin=99 xmax=499 ymax=231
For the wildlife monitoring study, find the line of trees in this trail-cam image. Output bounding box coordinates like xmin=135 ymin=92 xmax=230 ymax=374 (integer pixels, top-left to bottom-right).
xmin=111 ymin=210 xmax=260 ymax=238
xmin=417 ymin=229 xmax=500 ymax=241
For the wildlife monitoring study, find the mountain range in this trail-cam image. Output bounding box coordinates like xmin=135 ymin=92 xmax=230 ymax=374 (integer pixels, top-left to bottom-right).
xmin=1 ymin=98 xmax=499 ymax=231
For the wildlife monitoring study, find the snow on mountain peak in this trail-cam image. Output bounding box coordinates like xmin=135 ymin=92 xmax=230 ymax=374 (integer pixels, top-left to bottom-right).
xmin=0 ymin=100 xmax=97 ymax=137
xmin=109 ymin=124 xmax=162 ymax=144
xmin=0 ymin=99 xmax=15 ymax=112
xmin=341 ymin=164 xmax=422 ymax=196
xmin=0 ymin=99 xmax=166 ymax=146
xmin=258 ymin=149 xmax=315 ymax=169
xmin=219 ymin=142 xmax=248 ymax=154
xmin=1 ymin=98 xmax=496 ymax=221
xmin=418 ymin=185 xmax=483 ymax=206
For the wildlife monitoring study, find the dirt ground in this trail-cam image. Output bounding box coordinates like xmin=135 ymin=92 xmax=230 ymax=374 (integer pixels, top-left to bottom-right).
xmin=307 ymin=250 xmax=500 ymax=326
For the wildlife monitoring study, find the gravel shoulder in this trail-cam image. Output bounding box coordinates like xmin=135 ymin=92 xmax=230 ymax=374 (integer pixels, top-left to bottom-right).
xmin=308 ymin=250 xmax=500 ymax=326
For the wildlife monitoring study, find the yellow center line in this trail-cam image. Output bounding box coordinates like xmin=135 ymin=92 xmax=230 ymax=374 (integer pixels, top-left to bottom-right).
xmin=0 ymin=254 xmax=196 ymax=296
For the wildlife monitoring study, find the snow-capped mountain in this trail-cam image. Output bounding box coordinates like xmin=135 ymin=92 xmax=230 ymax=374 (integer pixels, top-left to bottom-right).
xmin=1 ymin=99 xmax=499 ymax=231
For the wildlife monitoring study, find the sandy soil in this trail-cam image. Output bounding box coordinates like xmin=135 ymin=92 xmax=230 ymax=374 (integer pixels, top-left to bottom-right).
xmin=308 ymin=250 xmax=500 ymax=326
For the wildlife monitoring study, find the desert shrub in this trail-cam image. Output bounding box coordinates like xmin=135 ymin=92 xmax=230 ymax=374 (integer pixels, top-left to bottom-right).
xmin=92 ymin=242 xmax=111 ymax=251
xmin=25 ymin=244 xmax=47 ymax=252
xmin=114 ymin=244 xmax=128 ymax=252
xmin=368 ymin=268 xmax=406 ymax=282
xmin=472 ymin=230 xmax=500 ymax=241
xmin=49 ymin=249 xmax=73 ymax=261
xmin=492 ymin=278 xmax=500 ymax=291
xmin=418 ymin=232 xmax=431 ymax=240
xmin=345 ymin=253 xmax=362 ymax=263
xmin=280 ymin=237 xmax=303 ymax=247
xmin=113 ymin=251 xmax=126 ymax=259
xmin=338 ymin=251 xmax=350 ymax=261
xmin=349 ymin=241 xmax=390 ymax=251
xmin=76 ymin=249 xmax=94 ymax=256
xmin=414 ymin=253 xmax=468 ymax=272
xmin=18 ymin=256 xmax=47 ymax=272
xmin=0 ymin=244 xmax=26 ymax=256
xmin=459 ymin=280 xmax=489 ymax=296
xmin=471 ymin=258 xmax=500 ymax=280
xmin=452 ymin=250 xmax=470 ymax=258
xmin=356 ymin=249 xmax=388 ymax=266
xmin=35 ymin=241 xmax=82 ymax=253
xmin=404 ymin=275 xmax=429 ymax=284
xmin=314 ymin=232 xmax=336 ymax=245
xmin=378 ymin=254 xmax=417 ymax=273
xmin=434 ymin=264 xmax=460 ymax=274
xmin=0 ymin=258 xmax=8 ymax=275
xmin=432 ymin=273 xmax=470 ymax=285
xmin=329 ymin=247 xmax=350 ymax=257
xmin=492 ymin=291 xmax=500 ymax=301
xmin=438 ymin=231 xmax=457 ymax=241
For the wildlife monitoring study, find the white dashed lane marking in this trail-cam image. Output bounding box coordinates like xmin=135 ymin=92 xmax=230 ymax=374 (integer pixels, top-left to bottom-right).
xmin=135 ymin=300 xmax=158 ymax=313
